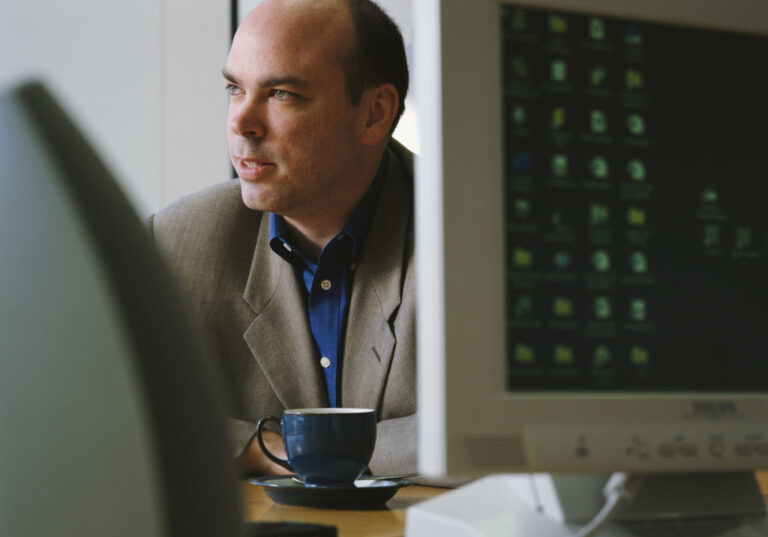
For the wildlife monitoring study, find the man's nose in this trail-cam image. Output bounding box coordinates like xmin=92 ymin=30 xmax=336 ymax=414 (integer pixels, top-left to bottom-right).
xmin=229 ymin=97 xmax=266 ymax=138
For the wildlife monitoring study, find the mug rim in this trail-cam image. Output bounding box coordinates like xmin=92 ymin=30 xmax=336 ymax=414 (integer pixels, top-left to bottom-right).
xmin=284 ymin=407 xmax=374 ymax=415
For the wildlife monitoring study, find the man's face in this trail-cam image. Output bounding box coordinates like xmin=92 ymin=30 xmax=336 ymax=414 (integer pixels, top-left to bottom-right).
xmin=224 ymin=0 xmax=365 ymax=219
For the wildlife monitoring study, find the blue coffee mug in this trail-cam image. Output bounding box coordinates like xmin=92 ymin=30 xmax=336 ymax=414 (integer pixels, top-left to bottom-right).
xmin=256 ymin=408 xmax=377 ymax=487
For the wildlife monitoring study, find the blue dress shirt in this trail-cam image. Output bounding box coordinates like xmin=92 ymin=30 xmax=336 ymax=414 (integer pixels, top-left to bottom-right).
xmin=268 ymin=154 xmax=388 ymax=407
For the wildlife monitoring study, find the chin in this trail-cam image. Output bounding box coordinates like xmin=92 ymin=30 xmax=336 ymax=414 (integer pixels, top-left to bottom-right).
xmin=239 ymin=180 xmax=265 ymax=211
xmin=239 ymin=179 xmax=281 ymax=213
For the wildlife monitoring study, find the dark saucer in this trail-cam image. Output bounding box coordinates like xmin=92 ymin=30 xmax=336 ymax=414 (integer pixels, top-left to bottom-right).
xmin=248 ymin=475 xmax=410 ymax=509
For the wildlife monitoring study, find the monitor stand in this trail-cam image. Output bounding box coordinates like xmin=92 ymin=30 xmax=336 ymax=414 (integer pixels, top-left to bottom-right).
xmin=406 ymin=472 xmax=768 ymax=537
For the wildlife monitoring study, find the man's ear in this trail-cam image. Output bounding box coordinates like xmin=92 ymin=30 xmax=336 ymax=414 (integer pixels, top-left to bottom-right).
xmin=359 ymin=83 xmax=399 ymax=147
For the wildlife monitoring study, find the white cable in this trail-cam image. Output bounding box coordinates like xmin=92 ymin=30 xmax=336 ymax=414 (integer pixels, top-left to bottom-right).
xmin=572 ymin=472 xmax=644 ymax=537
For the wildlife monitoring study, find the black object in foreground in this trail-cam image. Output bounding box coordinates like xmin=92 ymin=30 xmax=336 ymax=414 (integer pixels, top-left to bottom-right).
xmin=244 ymin=521 xmax=337 ymax=537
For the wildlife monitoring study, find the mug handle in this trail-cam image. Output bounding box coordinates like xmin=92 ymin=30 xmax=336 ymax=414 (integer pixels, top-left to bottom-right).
xmin=255 ymin=416 xmax=293 ymax=472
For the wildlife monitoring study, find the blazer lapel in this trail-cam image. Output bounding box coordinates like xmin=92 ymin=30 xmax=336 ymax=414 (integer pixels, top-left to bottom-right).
xmin=342 ymin=145 xmax=412 ymax=411
xmin=241 ymin=213 xmax=328 ymax=409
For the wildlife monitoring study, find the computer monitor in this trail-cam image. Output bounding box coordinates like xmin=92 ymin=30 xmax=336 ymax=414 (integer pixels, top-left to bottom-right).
xmin=411 ymin=0 xmax=768 ymax=534
xmin=0 ymin=82 xmax=242 ymax=537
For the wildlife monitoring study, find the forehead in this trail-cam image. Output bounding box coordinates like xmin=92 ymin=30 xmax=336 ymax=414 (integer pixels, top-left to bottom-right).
xmin=226 ymin=0 xmax=355 ymax=82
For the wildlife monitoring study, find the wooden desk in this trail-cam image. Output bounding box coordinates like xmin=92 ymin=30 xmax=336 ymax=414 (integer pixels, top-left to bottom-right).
xmin=241 ymin=482 xmax=446 ymax=537
xmin=243 ymin=473 xmax=768 ymax=537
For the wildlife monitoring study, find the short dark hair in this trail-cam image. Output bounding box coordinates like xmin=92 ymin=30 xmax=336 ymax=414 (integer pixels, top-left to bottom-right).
xmin=345 ymin=0 xmax=409 ymax=134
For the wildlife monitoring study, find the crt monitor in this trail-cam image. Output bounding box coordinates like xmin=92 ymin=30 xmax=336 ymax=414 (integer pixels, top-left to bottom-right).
xmin=411 ymin=0 xmax=768 ymax=534
xmin=0 ymin=82 xmax=242 ymax=537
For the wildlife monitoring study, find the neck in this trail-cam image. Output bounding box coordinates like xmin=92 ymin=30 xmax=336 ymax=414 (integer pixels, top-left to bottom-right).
xmin=282 ymin=146 xmax=386 ymax=260
xmin=281 ymin=214 xmax=346 ymax=261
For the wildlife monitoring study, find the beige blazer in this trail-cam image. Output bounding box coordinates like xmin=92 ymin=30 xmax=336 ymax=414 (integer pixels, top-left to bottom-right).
xmin=149 ymin=142 xmax=416 ymax=475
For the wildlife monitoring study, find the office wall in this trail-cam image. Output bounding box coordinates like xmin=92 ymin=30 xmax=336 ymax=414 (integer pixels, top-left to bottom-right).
xmin=3 ymin=1 xmax=766 ymax=216
xmin=0 ymin=2 xmax=229 ymax=216
xmin=0 ymin=1 xmax=414 ymax=217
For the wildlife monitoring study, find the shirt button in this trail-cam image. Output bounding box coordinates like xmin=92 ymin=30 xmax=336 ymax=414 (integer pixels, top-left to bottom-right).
xmin=320 ymin=357 xmax=331 ymax=368
xmin=320 ymin=279 xmax=332 ymax=291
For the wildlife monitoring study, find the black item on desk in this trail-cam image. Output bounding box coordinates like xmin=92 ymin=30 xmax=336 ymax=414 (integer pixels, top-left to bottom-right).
xmin=243 ymin=521 xmax=337 ymax=536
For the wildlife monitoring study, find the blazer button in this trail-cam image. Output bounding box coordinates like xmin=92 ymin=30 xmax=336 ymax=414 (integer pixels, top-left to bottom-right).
xmin=320 ymin=279 xmax=332 ymax=291
xmin=320 ymin=357 xmax=331 ymax=368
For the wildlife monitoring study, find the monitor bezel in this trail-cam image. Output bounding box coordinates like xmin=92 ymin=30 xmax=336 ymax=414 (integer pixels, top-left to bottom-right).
xmin=415 ymin=0 xmax=768 ymax=478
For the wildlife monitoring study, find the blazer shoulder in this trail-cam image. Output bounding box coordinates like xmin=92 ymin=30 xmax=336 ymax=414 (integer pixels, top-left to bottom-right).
xmin=152 ymin=180 xmax=245 ymax=235
xmin=388 ymin=139 xmax=414 ymax=186
xmin=150 ymin=180 xmax=264 ymax=272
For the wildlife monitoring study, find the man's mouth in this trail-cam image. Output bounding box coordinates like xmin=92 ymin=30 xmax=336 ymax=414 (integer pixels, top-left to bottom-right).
xmin=242 ymin=160 xmax=271 ymax=168
xmin=237 ymin=158 xmax=275 ymax=181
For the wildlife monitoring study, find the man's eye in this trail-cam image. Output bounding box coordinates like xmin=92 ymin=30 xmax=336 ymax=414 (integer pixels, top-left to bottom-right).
xmin=272 ymin=89 xmax=294 ymax=100
xmin=225 ymin=84 xmax=243 ymax=96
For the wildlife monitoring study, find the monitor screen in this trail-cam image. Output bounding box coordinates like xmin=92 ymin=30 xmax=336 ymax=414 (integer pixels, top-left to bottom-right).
xmin=415 ymin=0 xmax=768 ymax=479
xmin=500 ymin=5 xmax=768 ymax=392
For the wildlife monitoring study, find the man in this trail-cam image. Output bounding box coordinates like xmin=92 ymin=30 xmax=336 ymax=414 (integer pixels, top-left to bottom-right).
xmin=149 ymin=0 xmax=416 ymax=477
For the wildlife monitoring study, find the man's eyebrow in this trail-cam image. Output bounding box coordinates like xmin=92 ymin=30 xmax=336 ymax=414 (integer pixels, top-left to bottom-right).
xmin=258 ymin=76 xmax=310 ymax=90
xmin=222 ymin=69 xmax=240 ymax=84
xmin=221 ymin=70 xmax=310 ymax=91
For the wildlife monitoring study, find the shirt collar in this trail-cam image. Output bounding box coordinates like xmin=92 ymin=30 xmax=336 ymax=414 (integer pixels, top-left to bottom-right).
xmin=269 ymin=151 xmax=389 ymax=266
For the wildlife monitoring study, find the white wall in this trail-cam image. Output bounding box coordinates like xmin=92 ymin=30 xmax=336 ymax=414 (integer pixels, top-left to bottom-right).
xmin=0 ymin=1 xmax=416 ymax=218
xmin=0 ymin=2 xmax=230 ymax=216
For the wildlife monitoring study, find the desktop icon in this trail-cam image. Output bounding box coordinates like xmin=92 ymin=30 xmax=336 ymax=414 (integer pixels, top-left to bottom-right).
xmin=626 ymin=113 xmax=645 ymax=136
xmin=631 ymin=346 xmax=650 ymax=366
xmin=554 ymin=344 xmax=575 ymax=365
xmin=590 ymin=110 xmax=607 ymax=133
xmin=627 ymin=159 xmax=646 ymax=181
xmin=553 ymin=296 xmax=574 ymax=317
xmin=626 ymin=69 xmax=644 ymax=90
xmin=512 ymin=293 xmax=533 ymax=317
xmin=703 ymin=225 xmax=721 ymax=248
xmin=630 ymin=251 xmax=648 ymax=274
xmin=702 ymin=187 xmax=719 ymax=203
xmin=589 ymin=17 xmax=606 ymax=40
xmin=514 ymin=344 xmax=536 ymax=364
xmin=592 ymin=250 xmax=611 ymax=272
xmin=594 ymin=296 xmax=612 ymax=319
xmin=590 ymin=204 xmax=610 ymax=226
xmin=736 ymin=227 xmax=753 ymax=249
xmin=512 ymin=104 xmax=527 ymax=125
xmin=549 ymin=14 xmax=568 ymax=33
xmin=551 ymin=60 xmax=568 ymax=83
xmin=627 ymin=207 xmax=647 ymax=226
xmin=512 ymin=151 xmax=532 ymax=173
xmin=509 ymin=8 xmax=528 ymax=31
xmin=551 ymin=209 xmax=566 ymax=228
xmin=593 ymin=345 xmax=612 ymax=367
xmin=551 ymin=107 xmax=567 ymax=129
xmin=625 ymin=23 xmax=643 ymax=45
xmin=630 ymin=298 xmax=647 ymax=321
xmin=513 ymin=247 xmax=533 ymax=268
xmin=590 ymin=156 xmax=609 ymax=179
xmin=513 ymin=198 xmax=531 ymax=219
xmin=553 ymin=250 xmax=572 ymax=270
xmin=552 ymin=154 xmax=569 ymax=178
xmin=589 ymin=66 xmax=607 ymax=86
xmin=510 ymin=54 xmax=529 ymax=78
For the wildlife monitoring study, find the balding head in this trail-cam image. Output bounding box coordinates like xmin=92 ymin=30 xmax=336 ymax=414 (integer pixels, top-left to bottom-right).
xmin=223 ymin=0 xmax=402 ymax=245
xmin=234 ymin=0 xmax=408 ymax=133
xmin=237 ymin=0 xmax=356 ymax=74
